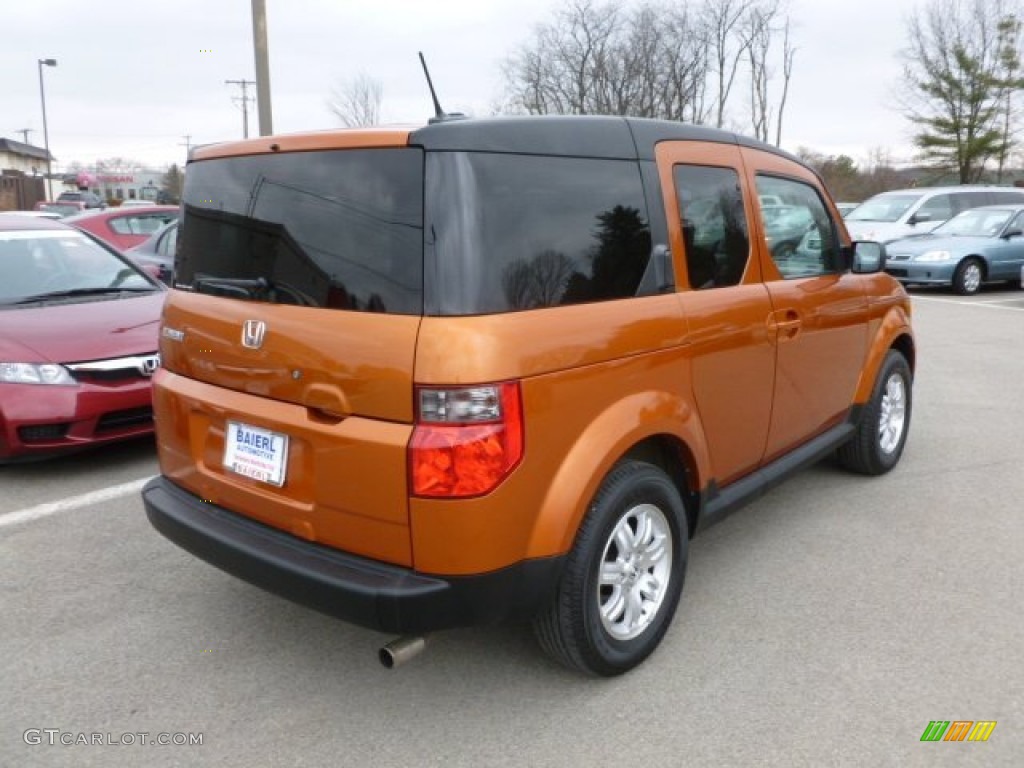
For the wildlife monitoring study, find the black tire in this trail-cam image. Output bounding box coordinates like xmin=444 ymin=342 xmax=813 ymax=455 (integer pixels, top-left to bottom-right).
xmin=837 ymin=350 xmax=912 ymax=475
xmin=533 ymin=460 xmax=688 ymax=676
xmin=952 ymin=257 xmax=984 ymax=295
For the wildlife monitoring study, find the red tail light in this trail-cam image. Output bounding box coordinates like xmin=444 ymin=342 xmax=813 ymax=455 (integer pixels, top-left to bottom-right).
xmin=410 ymin=382 xmax=524 ymax=498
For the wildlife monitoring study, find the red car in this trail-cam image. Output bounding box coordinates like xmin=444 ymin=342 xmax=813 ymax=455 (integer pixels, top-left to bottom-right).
xmin=0 ymin=215 xmax=166 ymax=462
xmin=64 ymin=205 xmax=179 ymax=251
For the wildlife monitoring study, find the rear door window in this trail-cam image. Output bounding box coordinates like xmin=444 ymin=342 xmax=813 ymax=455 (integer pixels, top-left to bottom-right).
xmin=177 ymin=148 xmax=424 ymax=314
xmin=672 ymin=165 xmax=749 ymax=289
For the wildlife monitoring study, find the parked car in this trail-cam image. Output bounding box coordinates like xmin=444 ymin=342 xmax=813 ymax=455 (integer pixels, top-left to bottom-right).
xmin=63 ymin=205 xmax=179 ymax=251
xmin=845 ymin=185 xmax=1024 ymax=243
xmin=142 ymin=116 xmax=915 ymax=676
xmin=125 ymin=220 xmax=177 ymax=284
xmin=34 ymin=200 xmax=87 ymax=217
xmin=0 ymin=215 xmax=166 ymax=462
xmin=760 ymin=204 xmax=814 ymax=258
xmin=119 ymin=200 xmax=159 ymax=208
xmin=884 ymin=204 xmax=1024 ymax=294
xmin=836 ymin=202 xmax=860 ymax=217
xmin=0 ymin=210 xmax=62 ymax=220
xmin=56 ymin=190 xmax=106 ymax=209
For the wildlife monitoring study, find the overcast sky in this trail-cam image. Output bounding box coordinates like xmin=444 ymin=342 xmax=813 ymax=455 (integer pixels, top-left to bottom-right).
xmin=1 ymin=0 xmax=914 ymax=172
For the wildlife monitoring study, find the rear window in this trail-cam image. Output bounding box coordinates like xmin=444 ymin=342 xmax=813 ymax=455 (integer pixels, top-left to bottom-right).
xmin=176 ymin=148 xmax=423 ymax=314
xmin=425 ymin=152 xmax=653 ymax=315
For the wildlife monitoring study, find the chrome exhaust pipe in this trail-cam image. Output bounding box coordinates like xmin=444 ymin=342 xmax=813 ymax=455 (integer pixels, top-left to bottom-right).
xmin=379 ymin=635 xmax=427 ymax=669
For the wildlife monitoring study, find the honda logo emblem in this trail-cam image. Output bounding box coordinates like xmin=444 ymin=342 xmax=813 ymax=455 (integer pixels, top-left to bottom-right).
xmin=242 ymin=320 xmax=266 ymax=349
xmin=137 ymin=354 xmax=161 ymax=376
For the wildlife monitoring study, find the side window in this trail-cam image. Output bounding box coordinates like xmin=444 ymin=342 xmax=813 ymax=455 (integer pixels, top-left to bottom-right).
xmin=989 ymin=191 xmax=1024 ymax=206
xmin=108 ymin=217 xmax=132 ymax=235
xmin=673 ymin=165 xmax=749 ymax=290
xmin=158 ymin=224 xmax=178 ymax=257
xmin=427 ymin=153 xmax=653 ymax=314
xmin=917 ymin=193 xmax=953 ymax=222
xmin=1009 ymin=211 xmax=1024 ymax=233
xmin=755 ymin=175 xmax=839 ymax=279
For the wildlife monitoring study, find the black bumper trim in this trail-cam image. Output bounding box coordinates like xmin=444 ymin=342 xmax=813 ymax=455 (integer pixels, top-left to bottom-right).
xmin=142 ymin=477 xmax=563 ymax=634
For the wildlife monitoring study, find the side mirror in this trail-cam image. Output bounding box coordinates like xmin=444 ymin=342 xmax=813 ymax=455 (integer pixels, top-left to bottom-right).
xmin=1002 ymin=228 xmax=1023 ymax=239
xmin=908 ymin=212 xmax=931 ymax=226
xmin=851 ymin=241 xmax=886 ymax=274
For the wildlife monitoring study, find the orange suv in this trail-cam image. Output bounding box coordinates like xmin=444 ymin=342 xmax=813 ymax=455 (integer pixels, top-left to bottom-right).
xmin=142 ymin=116 xmax=914 ymax=676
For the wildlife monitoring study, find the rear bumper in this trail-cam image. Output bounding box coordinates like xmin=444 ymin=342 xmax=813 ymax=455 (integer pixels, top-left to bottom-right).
xmin=142 ymin=476 xmax=564 ymax=634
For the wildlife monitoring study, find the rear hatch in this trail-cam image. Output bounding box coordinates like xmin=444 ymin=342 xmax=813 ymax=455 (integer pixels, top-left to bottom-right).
xmin=157 ymin=137 xmax=423 ymax=566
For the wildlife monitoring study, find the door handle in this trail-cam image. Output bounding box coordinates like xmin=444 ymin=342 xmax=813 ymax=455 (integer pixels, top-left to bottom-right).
xmin=767 ymin=309 xmax=802 ymax=340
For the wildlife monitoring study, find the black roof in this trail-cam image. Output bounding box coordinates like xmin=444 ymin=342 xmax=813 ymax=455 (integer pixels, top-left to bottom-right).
xmin=410 ymin=115 xmax=806 ymax=166
xmin=0 ymin=138 xmax=53 ymax=162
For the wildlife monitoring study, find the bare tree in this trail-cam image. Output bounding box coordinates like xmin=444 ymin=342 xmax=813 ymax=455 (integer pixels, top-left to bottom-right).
xmin=703 ymin=0 xmax=754 ymax=129
xmin=774 ymin=17 xmax=796 ymax=146
xmin=328 ymin=73 xmax=383 ymax=128
xmin=502 ymin=0 xmax=793 ymax=137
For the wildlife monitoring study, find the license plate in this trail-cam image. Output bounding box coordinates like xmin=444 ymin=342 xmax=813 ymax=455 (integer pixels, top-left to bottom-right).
xmin=223 ymin=421 xmax=289 ymax=487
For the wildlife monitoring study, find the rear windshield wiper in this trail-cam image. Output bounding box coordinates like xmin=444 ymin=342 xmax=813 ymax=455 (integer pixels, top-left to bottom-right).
xmin=8 ymin=287 xmax=156 ymax=305
xmin=193 ymin=276 xmax=315 ymax=305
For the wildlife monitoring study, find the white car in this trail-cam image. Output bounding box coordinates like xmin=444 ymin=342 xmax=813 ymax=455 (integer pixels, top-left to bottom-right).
xmin=119 ymin=200 xmax=159 ymax=208
xmin=845 ymin=186 xmax=1024 ymax=243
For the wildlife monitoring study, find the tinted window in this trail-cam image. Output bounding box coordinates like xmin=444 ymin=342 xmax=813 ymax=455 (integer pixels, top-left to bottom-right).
xmin=917 ymin=193 xmax=953 ymax=221
xmin=756 ymin=175 xmax=840 ymax=278
xmin=673 ymin=165 xmax=749 ymax=289
xmin=177 ymin=148 xmax=423 ymax=314
xmin=425 ymin=153 xmax=652 ymax=314
xmin=990 ymin=190 xmax=1024 ymax=205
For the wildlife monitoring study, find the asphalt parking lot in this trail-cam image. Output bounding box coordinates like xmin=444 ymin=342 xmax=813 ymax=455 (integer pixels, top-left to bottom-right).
xmin=2 ymin=289 xmax=1022 ymax=767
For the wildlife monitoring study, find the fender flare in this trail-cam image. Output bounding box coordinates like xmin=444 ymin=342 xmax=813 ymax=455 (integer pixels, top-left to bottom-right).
xmin=853 ymin=304 xmax=915 ymax=404
xmin=527 ymin=390 xmax=709 ymax=558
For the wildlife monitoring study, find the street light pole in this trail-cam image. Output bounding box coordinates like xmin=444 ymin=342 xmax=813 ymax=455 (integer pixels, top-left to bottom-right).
xmin=251 ymin=0 xmax=273 ymax=136
xmin=38 ymin=58 xmax=57 ymax=201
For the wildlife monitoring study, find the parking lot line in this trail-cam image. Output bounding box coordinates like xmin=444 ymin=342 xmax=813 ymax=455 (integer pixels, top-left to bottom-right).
xmin=0 ymin=476 xmax=153 ymax=529
xmin=912 ymin=295 xmax=1024 ymax=310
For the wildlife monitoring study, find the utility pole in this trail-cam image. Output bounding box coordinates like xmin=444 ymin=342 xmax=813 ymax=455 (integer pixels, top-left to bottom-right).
xmin=179 ymin=134 xmax=192 ymax=157
xmin=17 ymin=128 xmax=33 ymax=144
xmin=225 ymin=78 xmax=256 ymax=138
xmin=251 ymin=0 xmax=273 ymax=136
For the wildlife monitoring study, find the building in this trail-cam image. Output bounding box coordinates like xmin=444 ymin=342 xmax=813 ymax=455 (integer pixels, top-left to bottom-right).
xmin=64 ymin=168 xmax=166 ymax=204
xmin=0 ymin=138 xmax=52 ymax=210
xmin=0 ymin=138 xmax=53 ymax=175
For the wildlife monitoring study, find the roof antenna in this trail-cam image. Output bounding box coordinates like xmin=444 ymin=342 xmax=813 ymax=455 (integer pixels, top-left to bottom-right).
xmin=418 ymin=52 xmax=464 ymax=124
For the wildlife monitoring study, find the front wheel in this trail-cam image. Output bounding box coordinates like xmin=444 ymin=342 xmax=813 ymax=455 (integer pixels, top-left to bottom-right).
xmin=952 ymin=257 xmax=984 ymax=295
xmin=533 ymin=461 xmax=688 ymax=676
xmin=837 ymin=350 xmax=912 ymax=475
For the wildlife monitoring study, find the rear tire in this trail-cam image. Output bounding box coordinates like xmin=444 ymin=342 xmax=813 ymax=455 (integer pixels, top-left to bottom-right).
xmin=533 ymin=461 xmax=688 ymax=676
xmin=838 ymin=350 xmax=912 ymax=475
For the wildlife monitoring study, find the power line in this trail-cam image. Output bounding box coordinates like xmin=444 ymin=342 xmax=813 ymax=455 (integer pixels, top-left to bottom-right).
xmin=225 ymin=78 xmax=256 ymax=139
xmin=17 ymin=128 xmax=33 ymax=144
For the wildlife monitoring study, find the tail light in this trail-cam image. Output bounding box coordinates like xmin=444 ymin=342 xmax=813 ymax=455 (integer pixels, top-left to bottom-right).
xmin=410 ymin=382 xmax=524 ymax=498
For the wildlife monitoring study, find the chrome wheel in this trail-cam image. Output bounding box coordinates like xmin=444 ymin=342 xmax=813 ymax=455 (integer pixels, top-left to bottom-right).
xmin=878 ymin=372 xmax=907 ymax=455
xmin=597 ymin=503 xmax=673 ymax=641
xmin=962 ymin=262 xmax=982 ymax=293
